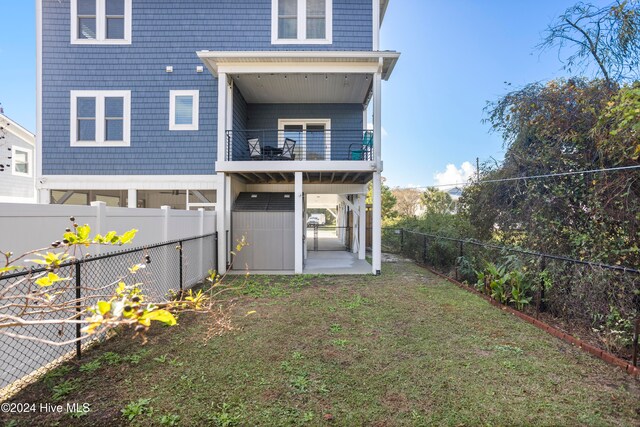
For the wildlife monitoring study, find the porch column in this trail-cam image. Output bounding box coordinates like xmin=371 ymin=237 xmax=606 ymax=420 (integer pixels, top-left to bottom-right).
xmin=372 ymin=172 xmax=382 ymax=275
xmin=216 ymin=174 xmax=228 ymax=275
xmin=39 ymin=189 xmax=50 ymax=204
xmin=294 ymin=172 xmax=304 ymax=273
xmin=127 ymin=189 xmax=137 ymax=208
xmin=358 ymin=194 xmax=367 ymax=260
xmin=372 ymin=65 xmax=383 ymax=275
xmin=217 ymin=73 xmax=228 ymax=162
xmin=352 ymin=196 xmax=358 ymax=254
xmin=373 ymin=69 xmax=382 ymax=166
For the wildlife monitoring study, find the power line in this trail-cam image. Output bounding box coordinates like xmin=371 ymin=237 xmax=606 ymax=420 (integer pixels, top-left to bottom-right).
xmin=410 ymin=164 xmax=640 ymax=190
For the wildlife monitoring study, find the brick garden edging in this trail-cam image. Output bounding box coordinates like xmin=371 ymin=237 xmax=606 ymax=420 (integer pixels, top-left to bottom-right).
xmin=420 ymin=264 xmax=640 ymax=379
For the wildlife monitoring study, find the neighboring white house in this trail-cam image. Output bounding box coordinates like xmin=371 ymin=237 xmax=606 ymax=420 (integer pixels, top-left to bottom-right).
xmin=0 ymin=114 xmax=36 ymax=204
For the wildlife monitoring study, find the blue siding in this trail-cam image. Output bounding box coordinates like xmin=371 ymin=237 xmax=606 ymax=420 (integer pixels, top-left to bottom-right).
xmin=42 ymin=0 xmax=373 ymax=175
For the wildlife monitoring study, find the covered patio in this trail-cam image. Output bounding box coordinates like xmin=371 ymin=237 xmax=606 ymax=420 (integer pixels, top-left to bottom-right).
xmin=303 ymin=250 xmax=371 ymax=275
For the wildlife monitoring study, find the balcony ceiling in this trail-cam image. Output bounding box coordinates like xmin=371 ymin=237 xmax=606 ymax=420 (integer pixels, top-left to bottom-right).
xmin=234 ymin=73 xmax=372 ymax=104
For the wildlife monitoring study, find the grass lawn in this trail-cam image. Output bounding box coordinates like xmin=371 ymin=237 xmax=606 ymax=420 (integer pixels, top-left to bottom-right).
xmin=2 ymin=259 xmax=639 ymax=426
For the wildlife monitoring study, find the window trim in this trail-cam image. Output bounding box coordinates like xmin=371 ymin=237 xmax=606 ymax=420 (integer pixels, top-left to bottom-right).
xmin=277 ymin=118 xmax=331 ymax=160
xmin=11 ymin=146 xmax=33 ymax=178
xmin=70 ymin=90 xmax=131 ymax=147
xmin=169 ymin=90 xmax=200 ymax=131
xmin=271 ymin=0 xmax=333 ymax=45
xmin=70 ymin=0 xmax=132 ymax=45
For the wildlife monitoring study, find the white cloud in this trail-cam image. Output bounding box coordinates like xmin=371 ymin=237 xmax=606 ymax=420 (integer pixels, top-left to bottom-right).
xmin=434 ymin=162 xmax=476 ymax=190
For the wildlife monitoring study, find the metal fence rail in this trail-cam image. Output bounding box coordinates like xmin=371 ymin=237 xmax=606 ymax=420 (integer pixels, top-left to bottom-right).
xmin=383 ymin=228 xmax=640 ymax=367
xmin=0 ymin=233 xmax=217 ymax=397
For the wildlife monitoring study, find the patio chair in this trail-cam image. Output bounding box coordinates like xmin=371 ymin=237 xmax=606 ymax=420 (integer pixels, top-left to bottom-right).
xmin=348 ymin=131 xmax=373 ymax=160
xmin=248 ymin=138 xmax=262 ymax=160
xmin=277 ymin=138 xmax=296 ymax=160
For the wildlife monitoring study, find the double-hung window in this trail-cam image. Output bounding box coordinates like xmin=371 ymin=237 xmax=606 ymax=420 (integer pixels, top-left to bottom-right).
xmin=272 ymin=0 xmax=332 ymax=44
xmin=12 ymin=146 xmax=32 ymax=177
xmin=71 ymin=0 xmax=132 ymax=44
xmin=169 ymin=90 xmax=199 ymax=131
xmin=70 ymin=90 xmax=131 ymax=147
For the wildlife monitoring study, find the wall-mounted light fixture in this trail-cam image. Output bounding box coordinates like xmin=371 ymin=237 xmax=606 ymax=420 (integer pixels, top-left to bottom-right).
xmin=165 ymin=66 xmax=173 ymax=73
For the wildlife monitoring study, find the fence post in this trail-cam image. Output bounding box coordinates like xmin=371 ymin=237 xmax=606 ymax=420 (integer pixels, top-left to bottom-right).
xmin=214 ymin=231 xmax=219 ymax=274
xmin=456 ymin=240 xmax=463 ymax=281
xmin=75 ymin=261 xmax=82 ymax=360
xmin=90 ymin=201 xmax=107 ymax=255
xmin=198 ymin=208 xmax=205 ymax=278
xmin=538 ymin=257 xmax=547 ymax=316
xmin=633 ymin=317 xmax=639 ymax=367
xmin=178 ymin=240 xmax=183 ymax=296
xmin=423 ymin=234 xmax=427 ymax=265
xmin=400 ymin=229 xmax=404 ymax=253
xmin=161 ymin=205 xmax=171 ymax=242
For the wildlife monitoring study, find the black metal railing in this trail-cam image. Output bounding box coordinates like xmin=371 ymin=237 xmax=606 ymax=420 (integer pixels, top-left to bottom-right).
xmin=0 ymin=233 xmax=217 ymax=399
xmin=225 ymin=129 xmax=374 ymax=162
xmin=383 ymin=228 xmax=640 ymax=367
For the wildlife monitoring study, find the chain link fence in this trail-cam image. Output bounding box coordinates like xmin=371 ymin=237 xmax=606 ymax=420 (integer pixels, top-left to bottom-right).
xmin=383 ymin=228 xmax=640 ymax=366
xmin=0 ymin=233 xmax=217 ymax=400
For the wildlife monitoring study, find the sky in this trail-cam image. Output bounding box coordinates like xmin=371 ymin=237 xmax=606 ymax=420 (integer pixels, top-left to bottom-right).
xmin=0 ymin=0 xmax=612 ymax=188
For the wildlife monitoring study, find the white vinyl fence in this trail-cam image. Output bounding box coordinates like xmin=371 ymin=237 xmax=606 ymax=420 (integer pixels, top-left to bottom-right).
xmin=0 ymin=202 xmax=217 ymax=396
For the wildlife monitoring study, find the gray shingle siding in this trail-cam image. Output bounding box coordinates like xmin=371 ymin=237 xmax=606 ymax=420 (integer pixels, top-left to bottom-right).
xmin=41 ymin=0 xmax=374 ymax=175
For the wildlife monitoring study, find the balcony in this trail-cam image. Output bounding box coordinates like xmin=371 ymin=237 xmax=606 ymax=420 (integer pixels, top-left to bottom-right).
xmin=225 ymin=129 xmax=374 ymax=162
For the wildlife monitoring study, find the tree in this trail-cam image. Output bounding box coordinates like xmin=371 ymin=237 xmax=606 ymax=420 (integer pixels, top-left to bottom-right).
xmin=366 ymin=177 xmax=397 ymax=221
xmin=470 ymin=78 xmax=639 ymax=266
xmin=421 ymin=187 xmax=453 ymax=215
xmin=539 ymin=0 xmax=640 ymax=83
xmin=391 ymin=188 xmax=422 ymax=217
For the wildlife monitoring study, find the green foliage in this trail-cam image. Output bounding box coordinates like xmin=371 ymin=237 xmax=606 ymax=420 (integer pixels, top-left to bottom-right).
xmin=42 ymin=365 xmax=73 ymax=387
xmin=121 ymin=398 xmax=152 ymax=421
xmin=157 ymin=414 xmax=181 ymax=426
xmin=78 ymin=359 xmax=102 ymax=373
xmin=476 ymin=261 xmax=533 ymax=310
xmin=421 ymin=187 xmax=454 ymax=215
xmin=592 ymin=306 xmax=635 ymax=352
xmin=367 ymin=177 xmax=398 ymax=221
xmin=329 ymin=323 xmax=342 ymax=333
xmin=51 ymin=379 xmax=79 ymax=401
xmin=289 ymin=373 xmax=310 ymax=393
xmin=596 ymin=82 xmax=640 ymax=160
xmin=207 ymin=403 xmax=243 ymax=427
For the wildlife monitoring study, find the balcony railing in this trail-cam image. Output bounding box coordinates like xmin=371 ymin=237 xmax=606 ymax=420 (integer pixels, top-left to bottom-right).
xmin=225 ymin=129 xmax=374 ymax=162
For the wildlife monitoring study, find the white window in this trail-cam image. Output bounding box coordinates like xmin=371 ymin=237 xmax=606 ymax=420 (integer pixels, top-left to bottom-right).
xmin=11 ymin=146 xmax=33 ymax=178
xmin=278 ymin=118 xmax=331 ymax=160
xmin=70 ymin=90 xmax=131 ymax=147
xmin=71 ymin=0 xmax=132 ymax=44
xmin=272 ymin=0 xmax=332 ymax=44
xmin=169 ymin=90 xmax=199 ymax=131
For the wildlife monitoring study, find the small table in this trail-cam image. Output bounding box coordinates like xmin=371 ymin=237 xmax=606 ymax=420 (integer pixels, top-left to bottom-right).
xmin=263 ymin=145 xmax=283 ymax=159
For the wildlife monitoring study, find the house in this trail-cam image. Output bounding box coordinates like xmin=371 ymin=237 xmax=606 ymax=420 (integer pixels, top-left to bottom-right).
xmin=0 ymin=114 xmax=37 ymax=204
xmin=36 ymin=0 xmax=399 ymax=275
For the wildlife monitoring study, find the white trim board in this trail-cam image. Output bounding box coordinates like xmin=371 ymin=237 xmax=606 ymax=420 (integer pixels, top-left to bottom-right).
xmin=169 ymin=90 xmax=200 ymax=131
xmin=215 ymin=160 xmax=376 ymax=173
xmin=11 ymin=145 xmax=33 ymax=178
xmin=38 ymin=175 xmax=222 ymax=190
xmin=70 ymin=0 xmax=132 ymax=45
xmin=70 ymin=90 xmax=131 ymax=147
xmin=271 ymin=0 xmax=333 ymax=45
xmin=277 ymin=118 xmax=331 ymax=161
